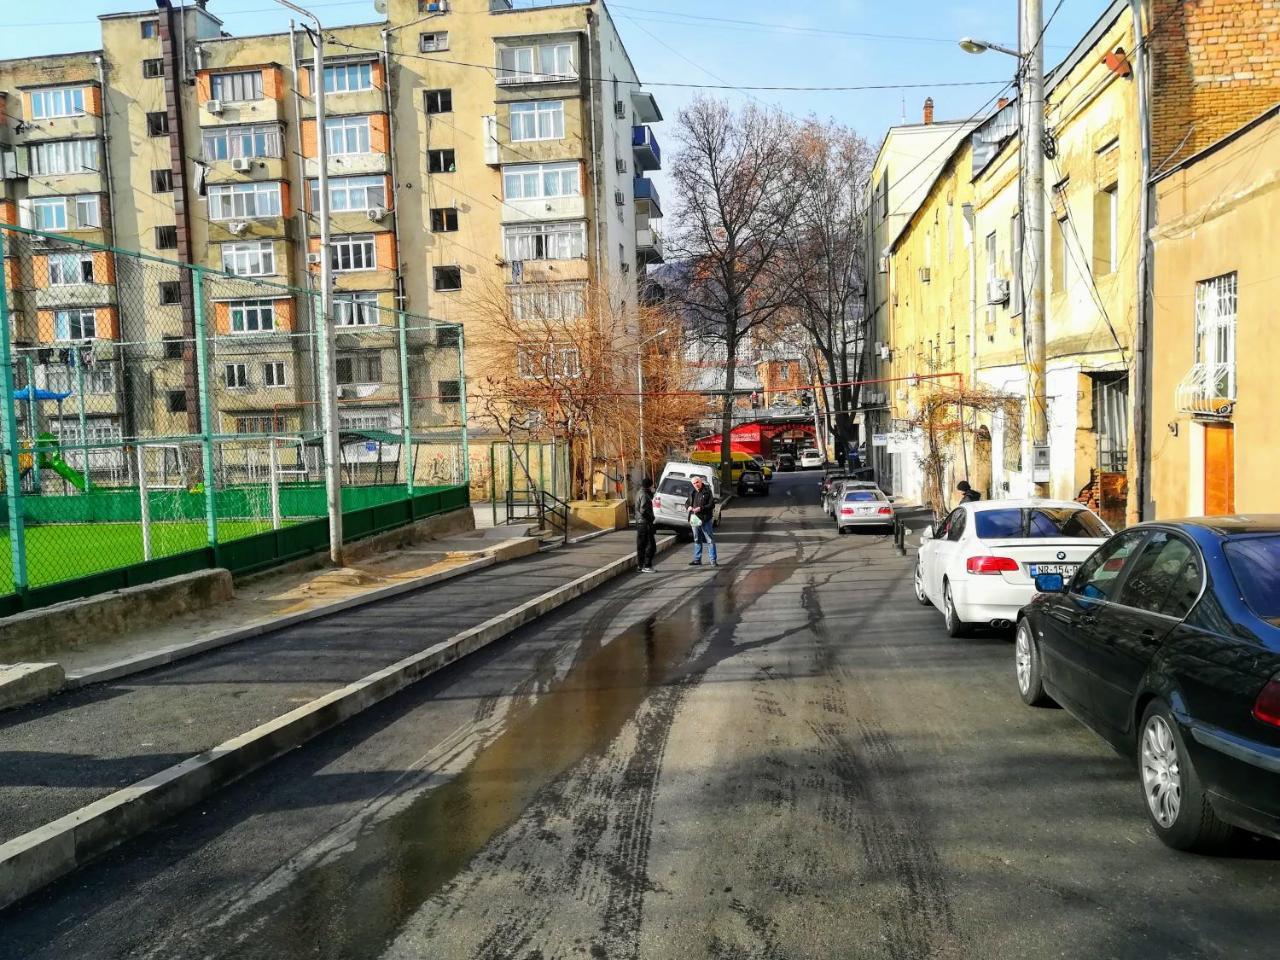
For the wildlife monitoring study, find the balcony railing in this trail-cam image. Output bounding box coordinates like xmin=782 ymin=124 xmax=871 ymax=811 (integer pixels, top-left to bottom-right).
xmin=632 ymin=125 xmax=661 ymax=171
xmin=1174 ymin=362 xmax=1235 ymax=418
xmin=633 ymin=176 xmax=662 ymax=217
xmin=637 ymin=226 xmax=664 ymax=264
xmin=495 ymin=68 xmax=578 ymax=87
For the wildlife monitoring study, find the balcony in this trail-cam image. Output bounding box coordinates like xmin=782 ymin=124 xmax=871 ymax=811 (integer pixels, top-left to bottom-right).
xmin=637 ymin=226 xmax=664 ymax=264
xmin=633 ymin=176 xmax=662 ymax=218
xmin=631 ymin=90 xmax=662 ymax=124
xmin=1175 ymin=362 xmax=1235 ymax=418
xmin=632 ymin=125 xmax=661 ymax=172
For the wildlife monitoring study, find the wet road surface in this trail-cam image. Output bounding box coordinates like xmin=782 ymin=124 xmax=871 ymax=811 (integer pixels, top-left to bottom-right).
xmin=2 ymin=472 xmax=1277 ymax=959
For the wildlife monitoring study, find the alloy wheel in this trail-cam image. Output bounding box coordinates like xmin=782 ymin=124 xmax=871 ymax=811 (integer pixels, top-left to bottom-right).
xmin=914 ymin=563 xmax=927 ymax=602
xmin=1141 ymin=715 xmax=1183 ymax=829
xmin=944 ymin=585 xmax=957 ymax=631
xmin=1015 ymin=623 xmax=1032 ymax=694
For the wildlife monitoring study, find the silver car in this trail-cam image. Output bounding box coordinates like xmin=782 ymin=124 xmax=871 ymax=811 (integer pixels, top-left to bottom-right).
xmin=834 ymin=487 xmax=895 ymax=534
xmin=653 ymin=462 xmax=722 ymax=538
xmin=824 ymin=479 xmax=881 ymax=517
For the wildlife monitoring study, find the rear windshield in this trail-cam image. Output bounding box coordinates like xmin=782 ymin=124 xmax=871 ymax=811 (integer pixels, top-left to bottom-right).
xmin=1224 ymin=535 xmax=1280 ymax=620
xmin=974 ymin=507 xmax=1108 ymax=539
xmin=658 ymin=477 xmax=693 ymax=498
xmin=844 ymin=491 xmax=879 ymax=502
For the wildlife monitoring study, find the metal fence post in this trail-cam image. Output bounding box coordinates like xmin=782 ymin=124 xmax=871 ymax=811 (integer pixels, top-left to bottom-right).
xmin=74 ymin=355 xmax=91 ymax=491
xmin=398 ymin=309 xmax=414 ymax=496
xmin=0 ymin=229 xmax=28 ymax=596
xmin=268 ymin=437 xmax=282 ymax=530
xmin=137 ymin=444 xmax=153 ymax=561
xmin=191 ymin=267 xmax=218 ymax=551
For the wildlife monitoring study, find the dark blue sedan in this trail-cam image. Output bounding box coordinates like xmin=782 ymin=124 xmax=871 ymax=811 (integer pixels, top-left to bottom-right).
xmin=1015 ymin=517 xmax=1280 ymax=850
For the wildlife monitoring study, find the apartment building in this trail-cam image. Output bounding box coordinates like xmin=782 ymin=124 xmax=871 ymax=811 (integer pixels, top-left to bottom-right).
xmin=0 ymin=0 xmax=662 ymax=475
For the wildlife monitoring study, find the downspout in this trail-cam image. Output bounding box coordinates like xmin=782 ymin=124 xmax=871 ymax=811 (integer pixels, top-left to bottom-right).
xmin=1128 ymin=0 xmax=1152 ymax=524
xmin=583 ymin=11 xmax=606 ymax=294
xmin=287 ymin=22 xmax=321 ymax=428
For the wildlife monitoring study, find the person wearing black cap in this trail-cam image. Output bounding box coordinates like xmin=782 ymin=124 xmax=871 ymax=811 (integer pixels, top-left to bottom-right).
xmin=635 ymin=477 xmax=658 ymax=572
xmin=956 ymin=480 xmax=982 ymax=504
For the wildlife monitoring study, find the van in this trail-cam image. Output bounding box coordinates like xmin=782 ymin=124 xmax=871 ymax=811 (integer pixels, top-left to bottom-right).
xmin=653 ymin=461 xmax=722 ymax=537
xmin=690 ymin=449 xmax=760 ymax=483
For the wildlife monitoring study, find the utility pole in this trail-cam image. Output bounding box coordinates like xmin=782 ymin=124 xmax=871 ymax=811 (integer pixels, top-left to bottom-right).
xmin=1022 ymin=0 xmax=1049 ymax=497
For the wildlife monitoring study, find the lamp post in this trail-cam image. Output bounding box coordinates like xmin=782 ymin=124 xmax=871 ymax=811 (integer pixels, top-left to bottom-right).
xmin=960 ymin=0 xmax=1049 ymax=497
xmin=274 ymin=0 xmax=343 ymax=562
xmin=635 ymin=327 xmax=669 ymax=477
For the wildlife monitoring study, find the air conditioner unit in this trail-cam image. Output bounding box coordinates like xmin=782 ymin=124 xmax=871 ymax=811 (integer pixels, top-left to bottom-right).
xmin=205 ymin=99 xmax=224 ymax=115
xmin=424 ymin=0 xmax=449 ymax=11
xmin=620 ymin=262 xmax=631 ymax=274
xmin=615 ymin=157 xmax=627 ymax=175
xmin=986 ymin=277 xmax=1010 ymax=304
xmin=918 ymin=267 xmax=931 ymax=283
xmin=366 ymin=205 xmax=387 ymax=222
xmin=227 ymin=220 xmax=249 ymax=235
xmin=878 ymin=344 xmax=892 ymax=361
xmin=306 ymin=252 xmax=323 ymax=265
xmin=614 ymin=100 xmax=627 ymax=119
xmin=230 ymin=157 xmax=253 ymax=173
xmin=877 ymin=255 xmax=889 ymax=274
xmin=614 ymin=188 xmax=625 ymax=206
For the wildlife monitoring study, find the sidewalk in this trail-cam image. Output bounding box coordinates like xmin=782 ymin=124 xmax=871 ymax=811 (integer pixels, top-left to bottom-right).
xmin=0 ymin=531 xmax=653 ymax=849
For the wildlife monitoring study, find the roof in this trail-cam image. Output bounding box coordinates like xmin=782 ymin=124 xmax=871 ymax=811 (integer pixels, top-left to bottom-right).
xmin=965 ymin=498 xmax=1098 ymax=512
xmin=1154 ymin=516 xmax=1280 ymax=537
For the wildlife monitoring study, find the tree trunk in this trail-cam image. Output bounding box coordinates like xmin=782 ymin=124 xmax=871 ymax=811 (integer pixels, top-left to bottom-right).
xmin=719 ymin=328 xmax=738 ymax=490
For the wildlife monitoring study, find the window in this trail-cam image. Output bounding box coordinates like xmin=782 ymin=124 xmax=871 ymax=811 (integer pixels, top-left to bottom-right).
xmin=147 ymin=111 xmax=169 ymax=136
xmin=1010 ymin=212 xmax=1023 ymax=315
xmin=55 ymin=308 xmax=96 ymax=340
xmin=325 ymin=115 xmax=371 ymax=156
xmin=262 ymin=361 xmax=287 ymax=387
xmin=984 ymin=231 xmax=998 ymax=321
xmin=75 ymin=195 xmax=100 ymax=228
xmin=510 ymin=282 xmax=586 ymax=322
xmin=330 ymin=234 xmax=376 ymax=272
xmin=143 ymin=59 xmax=164 ymax=79
xmin=151 ymin=168 xmax=173 ymax=193
xmin=228 ymin=299 xmax=277 ymax=333
xmin=336 ymin=352 xmax=382 ymax=385
xmin=31 ymin=197 xmax=67 ymax=231
xmin=503 ymin=221 xmax=586 ymax=261
xmin=224 ymin=363 xmax=249 ymax=389
xmin=47 ymin=253 xmax=93 ymax=286
xmin=340 ymin=410 xmax=395 ymax=432
xmin=163 ymin=336 xmax=184 ymax=359
xmin=424 ymin=88 xmax=452 ymax=114
xmin=502 ymin=161 xmax=579 ymax=199
xmin=323 ymin=62 xmax=373 ymax=93
xmin=496 ymin=42 xmax=576 ymax=84
xmin=430 ymin=207 xmax=458 ymax=232
xmin=141 ymin=19 xmax=158 ymax=39
xmin=428 ymin=149 xmax=456 ymax=173
xmin=207 ymin=182 xmax=282 ymax=220
xmin=29 ymin=87 xmax=85 ymax=120
xmin=334 ymin=291 xmax=379 ymax=327
xmin=1224 ymin=536 xmax=1280 ymax=620
xmin=201 ymin=124 xmax=282 ymax=161
xmin=167 ymin=390 xmax=187 ymax=413
xmin=1117 ymin=532 xmax=1201 ymax=617
xmin=439 ymin=379 xmax=461 ymax=404
xmin=46 ymin=364 xmax=115 ymax=395
xmin=436 ymin=325 xmax=460 ymax=347
xmin=1092 ymin=373 xmax=1129 ymax=473
xmin=1070 ymin=530 xmax=1145 ymax=600
xmin=433 ymin=265 xmax=462 ymax=291
xmin=159 ymin=281 xmax=182 ymax=305
xmin=1093 ymin=184 xmax=1118 ymax=276
xmin=518 ymin=343 xmax=581 ymax=379
xmin=311 ymin=175 xmax=386 ymax=212
xmin=210 ymin=71 xmax=262 ymax=103
xmin=29 ymin=140 xmax=99 ymax=176
xmin=1194 ymin=273 xmax=1237 ymax=402
xmin=222 ymin=241 xmax=275 ymax=277
xmin=155 ymin=225 xmax=178 ymax=249
xmin=1051 ymin=215 xmax=1068 ymax=295
xmin=419 ymin=32 xmax=449 ymax=52
xmin=234 ymin=415 xmax=287 ymax=434
xmin=509 ymin=100 xmax=564 ymax=141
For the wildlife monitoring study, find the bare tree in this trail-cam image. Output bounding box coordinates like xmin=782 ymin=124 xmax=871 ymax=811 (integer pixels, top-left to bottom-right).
xmin=667 ymin=97 xmax=803 ymax=486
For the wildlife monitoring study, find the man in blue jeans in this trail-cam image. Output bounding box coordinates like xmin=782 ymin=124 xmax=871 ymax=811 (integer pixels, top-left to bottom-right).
xmin=687 ymin=475 xmax=718 ymax=567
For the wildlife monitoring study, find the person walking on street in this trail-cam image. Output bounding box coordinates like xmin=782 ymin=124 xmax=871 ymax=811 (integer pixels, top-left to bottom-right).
xmin=688 ymin=475 xmax=718 ymax=567
xmin=956 ymin=480 xmax=982 ymax=504
xmin=635 ymin=477 xmax=658 ymax=573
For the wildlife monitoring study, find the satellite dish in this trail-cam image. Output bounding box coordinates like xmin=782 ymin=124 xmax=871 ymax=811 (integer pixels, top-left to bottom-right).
xmin=373 ymin=0 xmax=388 ymax=14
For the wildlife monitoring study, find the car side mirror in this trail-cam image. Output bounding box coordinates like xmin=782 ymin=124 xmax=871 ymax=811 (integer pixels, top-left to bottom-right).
xmin=1034 ymin=573 xmax=1066 ymax=593
xmin=920 ymin=525 xmax=934 ymax=541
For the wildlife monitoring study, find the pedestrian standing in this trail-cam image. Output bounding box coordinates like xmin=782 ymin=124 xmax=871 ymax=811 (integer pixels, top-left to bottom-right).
xmin=687 ymin=475 xmax=718 ymax=567
xmin=956 ymin=480 xmax=982 ymax=504
xmin=635 ymin=477 xmax=658 ymax=573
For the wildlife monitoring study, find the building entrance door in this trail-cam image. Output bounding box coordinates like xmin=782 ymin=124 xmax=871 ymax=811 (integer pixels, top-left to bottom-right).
xmin=1203 ymin=422 xmax=1235 ymax=515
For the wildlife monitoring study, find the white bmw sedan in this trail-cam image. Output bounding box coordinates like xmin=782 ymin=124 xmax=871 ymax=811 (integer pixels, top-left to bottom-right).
xmin=914 ymin=499 xmax=1112 ymax=636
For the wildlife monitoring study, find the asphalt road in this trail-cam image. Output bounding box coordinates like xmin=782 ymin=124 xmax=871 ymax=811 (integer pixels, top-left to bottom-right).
xmin=2 ymin=471 xmax=1276 ymax=959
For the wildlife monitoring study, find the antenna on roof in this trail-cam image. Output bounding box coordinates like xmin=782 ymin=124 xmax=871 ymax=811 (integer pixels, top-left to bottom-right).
xmin=900 ymin=97 xmax=907 ymax=124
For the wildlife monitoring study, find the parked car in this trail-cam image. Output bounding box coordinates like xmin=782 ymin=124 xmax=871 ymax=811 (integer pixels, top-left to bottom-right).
xmin=738 ymin=468 xmax=768 ymax=497
xmin=819 ymin=467 xmax=848 ymax=497
xmin=749 ymin=455 xmax=774 ymax=482
xmin=1016 ymin=517 xmax=1280 ymax=851
xmin=915 ymin=499 xmax=1111 ymax=636
xmin=799 ymin=449 xmax=825 ymax=470
xmin=834 ymin=487 xmax=894 ymax=534
xmin=691 ymin=448 xmax=762 ymax=484
xmin=777 ymin=453 xmax=796 ymax=472
xmin=824 ymin=479 xmax=879 ymax=516
xmin=653 ymin=461 xmax=722 ymax=538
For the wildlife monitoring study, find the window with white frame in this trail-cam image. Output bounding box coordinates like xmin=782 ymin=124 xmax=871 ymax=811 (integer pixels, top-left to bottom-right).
xmin=335 ymin=352 xmax=382 ymax=385
xmin=509 ymin=100 xmax=564 ymax=142
xmin=75 ymin=195 xmax=101 ymax=228
xmin=340 ymin=410 xmax=395 ymax=431
xmin=503 ymin=221 xmax=585 ymax=261
xmin=201 ymin=124 xmax=281 ymax=161
xmin=325 ymin=115 xmax=371 ymax=156
xmin=224 ymin=362 xmax=249 ymax=389
xmin=1194 ymin=272 xmax=1238 ymax=401
xmin=210 ymin=70 xmax=262 ymax=102
xmin=29 ymin=139 xmax=99 ymax=176
xmin=208 ymin=182 xmax=282 ymax=220
xmin=262 ymin=361 xmax=287 ymax=387
xmin=334 ymin=291 xmax=380 ymax=327
xmin=234 ymin=414 xmax=288 ymax=435
xmin=46 ymin=363 xmax=115 ymax=395
xmin=311 ymin=175 xmax=386 ymax=212
xmin=502 ymin=161 xmax=579 ymax=200
xmin=47 ymin=253 xmax=94 ymax=286
xmin=419 ymin=32 xmax=448 ymax=52
xmin=55 ymin=308 xmax=96 ymax=340
xmin=228 ymin=299 xmax=277 ymax=334
xmin=221 ymin=241 xmax=275 ymax=277
xmin=496 ymin=42 xmax=577 ymax=84
xmin=30 ymin=197 xmax=68 ymax=231
xmin=510 ymin=282 xmax=586 ymax=322
xmin=517 ymin=342 xmax=581 ymax=379
xmin=29 ymin=87 xmax=85 ymax=120
xmin=330 ymin=234 xmax=376 ymax=272
xmin=323 ymin=62 xmax=373 ymax=93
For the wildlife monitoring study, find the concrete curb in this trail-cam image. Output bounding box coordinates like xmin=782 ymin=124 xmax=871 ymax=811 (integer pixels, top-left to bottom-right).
xmin=0 ymin=535 xmax=675 ymax=911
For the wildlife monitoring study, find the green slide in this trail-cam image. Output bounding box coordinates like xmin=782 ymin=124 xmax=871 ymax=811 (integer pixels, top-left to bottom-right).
xmin=36 ymin=432 xmax=88 ymax=492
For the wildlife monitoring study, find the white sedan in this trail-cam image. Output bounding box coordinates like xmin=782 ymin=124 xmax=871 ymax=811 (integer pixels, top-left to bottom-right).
xmin=914 ymin=499 xmax=1112 ymax=636
xmin=799 ymin=449 xmax=825 ymax=469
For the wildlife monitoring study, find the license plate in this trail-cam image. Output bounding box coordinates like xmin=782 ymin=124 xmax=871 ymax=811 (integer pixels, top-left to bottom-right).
xmin=1029 ymin=563 xmax=1078 ymax=577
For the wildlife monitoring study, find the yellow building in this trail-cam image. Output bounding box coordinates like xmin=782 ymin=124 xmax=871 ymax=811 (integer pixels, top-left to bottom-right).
xmin=1148 ymin=105 xmax=1280 ymax=518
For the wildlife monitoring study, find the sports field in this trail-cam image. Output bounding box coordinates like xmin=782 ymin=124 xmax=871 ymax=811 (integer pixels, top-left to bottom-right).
xmin=0 ymin=520 xmax=283 ymax=592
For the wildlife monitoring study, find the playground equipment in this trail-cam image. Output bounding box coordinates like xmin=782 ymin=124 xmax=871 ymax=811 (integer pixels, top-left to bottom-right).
xmin=18 ymin=433 xmax=90 ymax=492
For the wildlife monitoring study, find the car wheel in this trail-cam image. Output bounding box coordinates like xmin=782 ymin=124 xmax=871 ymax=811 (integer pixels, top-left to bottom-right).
xmin=942 ymin=581 xmax=969 ymax=638
xmin=913 ymin=560 xmax=932 ymax=606
xmin=1138 ymin=701 xmax=1236 ymax=851
xmin=1015 ymin=618 xmax=1051 ymax=706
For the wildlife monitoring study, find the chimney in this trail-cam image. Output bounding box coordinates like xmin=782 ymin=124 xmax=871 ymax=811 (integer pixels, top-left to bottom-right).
xmin=997 ymin=97 xmax=1010 ymax=109
xmin=923 ymin=97 xmax=935 ymax=125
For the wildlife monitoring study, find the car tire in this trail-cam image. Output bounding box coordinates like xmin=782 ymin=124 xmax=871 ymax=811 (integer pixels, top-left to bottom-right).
xmin=913 ymin=560 xmax=932 ymax=606
xmin=942 ymin=581 xmax=970 ymax=638
xmin=1014 ymin=618 xmax=1052 ymax=706
xmin=1137 ymin=700 xmax=1237 ymax=852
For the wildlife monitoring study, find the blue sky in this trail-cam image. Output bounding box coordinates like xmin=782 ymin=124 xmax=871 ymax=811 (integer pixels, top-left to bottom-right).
xmin=3 ymin=0 xmax=1113 ymax=147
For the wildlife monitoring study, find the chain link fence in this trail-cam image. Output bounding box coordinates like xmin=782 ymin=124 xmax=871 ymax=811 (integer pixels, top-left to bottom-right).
xmin=0 ymin=223 xmax=467 ymax=605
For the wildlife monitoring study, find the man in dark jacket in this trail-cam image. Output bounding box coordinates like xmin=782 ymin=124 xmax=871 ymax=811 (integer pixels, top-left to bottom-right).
xmin=635 ymin=477 xmax=657 ymax=572
xmin=956 ymin=480 xmax=982 ymax=504
xmin=687 ymin=475 xmax=718 ymax=567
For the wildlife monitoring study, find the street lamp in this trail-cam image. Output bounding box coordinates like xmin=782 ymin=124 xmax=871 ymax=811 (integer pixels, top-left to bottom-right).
xmin=957 ymin=37 xmax=1021 ymax=57
xmin=273 ymin=0 xmax=343 ymax=562
xmin=635 ymin=328 xmax=669 ymax=476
